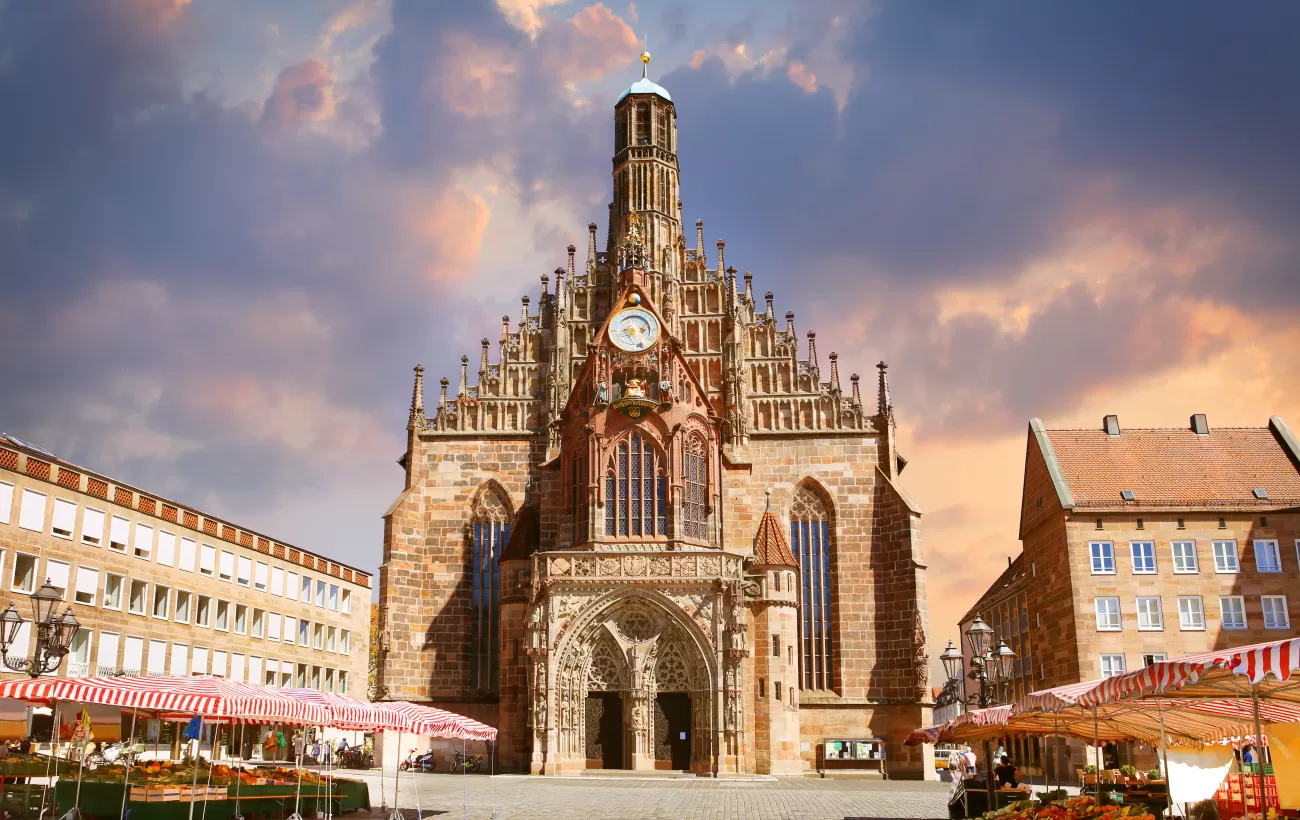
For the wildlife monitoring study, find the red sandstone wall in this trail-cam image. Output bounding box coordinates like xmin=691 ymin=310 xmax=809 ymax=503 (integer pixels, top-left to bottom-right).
xmin=379 ymin=435 xmax=544 ymax=702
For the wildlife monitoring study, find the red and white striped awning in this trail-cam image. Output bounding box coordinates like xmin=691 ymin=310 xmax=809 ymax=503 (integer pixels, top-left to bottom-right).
xmin=1076 ymin=638 xmax=1300 ymax=708
xmin=278 ymin=689 xmax=404 ymax=731
xmin=378 ymin=702 xmax=498 ymax=741
xmin=1227 ymin=637 xmax=1300 ymax=684
xmin=0 ymin=677 xmax=65 ymax=705
xmin=1014 ymin=680 xmax=1099 ymax=714
xmin=0 ymin=676 xmax=327 ymax=726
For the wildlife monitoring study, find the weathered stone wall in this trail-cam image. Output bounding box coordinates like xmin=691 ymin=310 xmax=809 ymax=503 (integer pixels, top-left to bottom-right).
xmin=378 ymin=435 xmax=542 ymax=702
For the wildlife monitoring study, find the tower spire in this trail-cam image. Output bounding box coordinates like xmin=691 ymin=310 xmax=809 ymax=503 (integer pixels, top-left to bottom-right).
xmin=877 ymin=361 xmax=892 ymax=418
xmin=409 ymin=364 xmax=425 ymax=429
xmin=640 ymin=35 xmax=650 ymax=79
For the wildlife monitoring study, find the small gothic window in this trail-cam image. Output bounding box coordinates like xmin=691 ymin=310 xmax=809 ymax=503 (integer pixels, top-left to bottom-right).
xmin=571 ymin=448 xmax=589 ymax=543
xmin=683 ymin=436 xmax=708 ymax=539
xmin=654 ymin=106 xmax=668 ymax=149
xmin=605 ymin=432 xmax=667 ymax=538
xmin=791 ymin=484 xmax=834 ymax=690
xmin=616 ymin=109 xmax=628 ymax=151
xmin=471 ymin=490 xmax=510 ymax=693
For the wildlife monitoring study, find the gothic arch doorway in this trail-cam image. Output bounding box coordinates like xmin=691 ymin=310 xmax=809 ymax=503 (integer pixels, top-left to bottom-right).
xmin=551 ymin=591 xmax=715 ymax=774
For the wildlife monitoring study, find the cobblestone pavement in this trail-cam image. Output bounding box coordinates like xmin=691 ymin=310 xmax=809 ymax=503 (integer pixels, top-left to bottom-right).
xmin=339 ymin=770 xmax=950 ymax=820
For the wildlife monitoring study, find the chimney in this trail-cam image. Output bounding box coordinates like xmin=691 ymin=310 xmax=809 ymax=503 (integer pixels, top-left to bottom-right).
xmin=1191 ymin=414 xmax=1209 ymax=436
xmin=1103 ymin=415 xmax=1121 ymax=436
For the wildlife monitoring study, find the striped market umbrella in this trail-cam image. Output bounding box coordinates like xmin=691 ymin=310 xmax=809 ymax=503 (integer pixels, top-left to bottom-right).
xmin=0 ymin=675 xmax=327 ymax=725
xmin=278 ymin=688 xmax=404 ymax=731
xmin=378 ymin=701 xmax=498 ymax=740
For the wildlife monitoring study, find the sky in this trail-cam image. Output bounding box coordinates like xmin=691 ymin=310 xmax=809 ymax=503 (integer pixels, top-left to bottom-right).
xmin=3 ymin=0 xmax=1300 ymax=683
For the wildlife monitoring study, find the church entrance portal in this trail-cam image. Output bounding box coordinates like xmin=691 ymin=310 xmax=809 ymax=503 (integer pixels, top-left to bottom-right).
xmin=655 ymin=692 xmax=691 ymax=770
xmin=586 ymin=692 xmax=624 ymax=769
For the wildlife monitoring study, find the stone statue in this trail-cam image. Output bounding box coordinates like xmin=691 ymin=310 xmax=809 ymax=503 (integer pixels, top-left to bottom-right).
xmin=596 ymin=379 xmax=609 ymax=405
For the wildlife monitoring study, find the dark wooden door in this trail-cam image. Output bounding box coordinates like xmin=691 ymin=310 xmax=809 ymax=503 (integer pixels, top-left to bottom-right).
xmin=586 ymin=692 xmax=624 ymax=768
xmin=656 ymin=693 xmax=691 ymax=770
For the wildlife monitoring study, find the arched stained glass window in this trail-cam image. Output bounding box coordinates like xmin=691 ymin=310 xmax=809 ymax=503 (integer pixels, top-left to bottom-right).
xmin=790 ymin=485 xmax=833 ymax=690
xmin=605 ymin=432 xmax=667 ymax=538
xmin=683 ymin=437 xmax=708 ymax=539
xmin=471 ymin=491 xmax=510 ymax=693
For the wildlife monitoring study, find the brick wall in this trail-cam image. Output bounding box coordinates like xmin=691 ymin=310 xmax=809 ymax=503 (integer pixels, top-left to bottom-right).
xmin=378 ymin=434 xmax=544 ymax=702
xmin=721 ymin=435 xmax=886 ymax=694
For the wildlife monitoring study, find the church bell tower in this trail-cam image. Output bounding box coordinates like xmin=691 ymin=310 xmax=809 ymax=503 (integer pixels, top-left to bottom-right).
xmin=610 ymin=48 xmax=683 ymax=291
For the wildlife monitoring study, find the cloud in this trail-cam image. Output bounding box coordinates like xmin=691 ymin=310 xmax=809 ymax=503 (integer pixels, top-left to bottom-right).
xmin=262 ymin=58 xmax=339 ymax=126
xmin=495 ymin=0 xmax=565 ymax=39
xmin=541 ymin=4 xmax=639 ymax=85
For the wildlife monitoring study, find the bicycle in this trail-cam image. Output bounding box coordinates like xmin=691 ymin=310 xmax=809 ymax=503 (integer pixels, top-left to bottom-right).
xmin=452 ymin=751 xmax=482 ymax=773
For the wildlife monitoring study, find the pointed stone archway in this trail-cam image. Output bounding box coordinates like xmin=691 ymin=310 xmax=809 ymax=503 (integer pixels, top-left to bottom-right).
xmin=548 ymin=589 xmax=716 ymax=774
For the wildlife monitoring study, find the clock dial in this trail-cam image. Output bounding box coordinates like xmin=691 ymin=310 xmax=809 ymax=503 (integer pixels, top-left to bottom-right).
xmin=609 ymin=307 xmax=660 ymax=352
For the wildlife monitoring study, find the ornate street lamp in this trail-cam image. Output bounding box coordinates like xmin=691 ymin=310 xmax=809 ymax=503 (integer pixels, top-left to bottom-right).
xmin=965 ymin=614 xmax=993 ymax=660
xmin=943 ymin=619 xmax=1018 ymax=805
xmin=939 ymin=640 xmax=964 ymax=685
xmin=0 ymin=580 xmax=80 ymax=678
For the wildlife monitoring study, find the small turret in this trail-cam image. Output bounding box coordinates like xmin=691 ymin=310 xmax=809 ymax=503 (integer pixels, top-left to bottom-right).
xmin=458 ymin=355 xmax=469 ymax=397
xmin=409 ymin=364 xmax=425 ymax=429
xmin=829 ymin=352 xmax=840 ymax=392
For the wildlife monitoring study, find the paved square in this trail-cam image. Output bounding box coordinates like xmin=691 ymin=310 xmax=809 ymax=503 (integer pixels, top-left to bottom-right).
xmin=341 ymin=771 xmax=950 ymax=820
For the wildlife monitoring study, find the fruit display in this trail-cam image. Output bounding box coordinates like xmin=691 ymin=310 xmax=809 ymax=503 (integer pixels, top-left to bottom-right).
xmin=978 ymin=796 xmax=1157 ymax=820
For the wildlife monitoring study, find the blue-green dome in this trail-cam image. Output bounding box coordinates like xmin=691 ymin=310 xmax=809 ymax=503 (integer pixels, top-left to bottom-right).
xmin=617 ymin=78 xmax=672 ymax=104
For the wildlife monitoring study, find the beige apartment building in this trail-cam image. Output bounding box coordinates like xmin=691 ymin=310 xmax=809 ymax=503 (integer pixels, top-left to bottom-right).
xmin=957 ymin=413 xmax=1300 ymax=776
xmin=0 ymin=434 xmax=370 ymax=701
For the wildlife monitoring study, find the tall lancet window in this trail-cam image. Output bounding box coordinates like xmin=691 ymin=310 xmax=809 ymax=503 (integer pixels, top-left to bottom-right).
xmin=571 ymin=448 xmax=589 ymax=544
xmin=604 ymin=432 xmax=667 ymax=538
xmin=470 ymin=490 xmax=510 ymax=692
xmin=791 ymin=485 xmax=833 ymax=690
xmin=683 ymin=436 xmax=708 ymax=539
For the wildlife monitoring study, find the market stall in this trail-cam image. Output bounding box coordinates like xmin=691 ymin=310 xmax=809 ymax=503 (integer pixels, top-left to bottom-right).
xmin=909 ymin=636 xmax=1300 ymax=819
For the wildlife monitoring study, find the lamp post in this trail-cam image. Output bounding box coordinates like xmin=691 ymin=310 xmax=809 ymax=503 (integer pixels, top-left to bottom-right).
xmin=0 ymin=580 xmax=80 ymax=677
xmin=943 ymin=614 xmax=1018 ymax=809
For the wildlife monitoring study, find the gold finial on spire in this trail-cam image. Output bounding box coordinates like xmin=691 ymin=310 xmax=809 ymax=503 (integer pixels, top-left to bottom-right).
xmin=641 ymin=34 xmax=651 ymax=79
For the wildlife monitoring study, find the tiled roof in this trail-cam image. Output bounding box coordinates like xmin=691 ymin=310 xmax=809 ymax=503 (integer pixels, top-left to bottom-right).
xmin=1043 ymin=420 xmax=1300 ymax=512
xmin=753 ymin=509 xmax=797 ymax=568
xmin=959 ymin=554 xmax=1024 ymax=625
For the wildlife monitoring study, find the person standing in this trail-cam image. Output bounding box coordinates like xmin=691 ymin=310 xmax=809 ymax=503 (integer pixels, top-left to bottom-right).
xmin=963 ymin=746 xmax=978 ymax=775
xmin=994 ymin=755 xmax=1020 ymax=789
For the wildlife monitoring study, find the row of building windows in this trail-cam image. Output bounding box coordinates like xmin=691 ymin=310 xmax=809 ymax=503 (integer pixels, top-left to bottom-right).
xmin=1094 ymin=594 xmax=1291 ymax=632
xmin=3 ymin=549 xmax=351 ymax=654
xmin=0 ymin=483 xmax=353 ymax=614
xmin=1088 ymin=539 xmax=1296 ymax=576
xmin=41 ymin=629 xmax=349 ymax=694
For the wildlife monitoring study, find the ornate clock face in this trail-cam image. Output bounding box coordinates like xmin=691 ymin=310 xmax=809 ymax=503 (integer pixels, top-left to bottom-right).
xmin=608 ymin=307 xmax=660 ymax=352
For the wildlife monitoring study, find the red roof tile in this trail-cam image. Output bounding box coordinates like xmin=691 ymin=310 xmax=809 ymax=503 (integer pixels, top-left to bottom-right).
xmin=1044 ymin=424 xmax=1300 ymax=511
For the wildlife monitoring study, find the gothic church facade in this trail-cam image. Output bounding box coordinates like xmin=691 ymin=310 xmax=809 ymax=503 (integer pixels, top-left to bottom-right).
xmin=378 ymin=65 xmax=932 ymax=777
